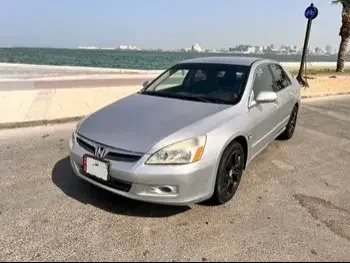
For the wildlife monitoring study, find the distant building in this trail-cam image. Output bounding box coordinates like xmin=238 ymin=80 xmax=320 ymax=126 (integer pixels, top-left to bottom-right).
xmin=325 ymin=45 xmax=333 ymax=55
xmin=269 ymin=44 xmax=278 ymax=52
xmin=117 ymin=45 xmax=141 ymax=51
xmin=77 ymin=46 xmax=99 ymax=50
xmin=256 ymin=46 xmax=264 ymax=54
xmin=246 ymin=46 xmax=256 ymax=54
xmin=228 ymin=45 xmax=257 ymax=54
xmin=179 ymin=43 xmax=204 ymax=52
xmin=308 ymin=46 xmax=316 ymax=54
xmin=180 ymin=47 xmax=192 ymax=52
xmin=191 ymin=43 xmax=203 ymax=52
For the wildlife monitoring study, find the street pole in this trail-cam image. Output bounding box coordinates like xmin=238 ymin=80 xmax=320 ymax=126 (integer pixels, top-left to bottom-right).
xmin=296 ymin=19 xmax=313 ymax=87
xmin=297 ymin=3 xmax=318 ymax=87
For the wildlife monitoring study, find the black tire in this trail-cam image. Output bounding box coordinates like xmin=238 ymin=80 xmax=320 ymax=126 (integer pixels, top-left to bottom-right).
xmin=211 ymin=141 xmax=245 ymax=205
xmin=279 ymin=104 xmax=299 ymax=140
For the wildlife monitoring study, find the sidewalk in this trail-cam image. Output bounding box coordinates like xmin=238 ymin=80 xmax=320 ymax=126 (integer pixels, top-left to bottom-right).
xmin=0 ymin=85 xmax=141 ymax=128
xmin=1 ymin=75 xmax=350 ymax=129
xmin=300 ymin=75 xmax=350 ymax=98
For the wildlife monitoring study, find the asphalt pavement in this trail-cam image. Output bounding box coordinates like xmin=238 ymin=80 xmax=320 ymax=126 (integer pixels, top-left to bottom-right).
xmin=1 ymin=95 xmax=350 ymax=261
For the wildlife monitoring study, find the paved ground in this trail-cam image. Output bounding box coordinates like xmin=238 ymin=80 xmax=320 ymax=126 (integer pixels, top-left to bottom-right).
xmin=0 ymin=95 xmax=350 ymax=261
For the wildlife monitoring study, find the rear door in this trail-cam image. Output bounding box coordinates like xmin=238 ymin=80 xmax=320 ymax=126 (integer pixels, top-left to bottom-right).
xmin=268 ymin=64 xmax=295 ymax=126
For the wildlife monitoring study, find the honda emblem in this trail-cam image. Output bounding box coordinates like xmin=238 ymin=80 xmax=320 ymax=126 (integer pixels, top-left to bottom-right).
xmin=95 ymin=146 xmax=108 ymax=159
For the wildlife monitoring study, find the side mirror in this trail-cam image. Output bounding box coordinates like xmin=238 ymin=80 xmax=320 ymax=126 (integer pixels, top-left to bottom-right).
xmin=255 ymin=91 xmax=278 ymax=104
xmin=143 ymin=80 xmax=150 ymax=88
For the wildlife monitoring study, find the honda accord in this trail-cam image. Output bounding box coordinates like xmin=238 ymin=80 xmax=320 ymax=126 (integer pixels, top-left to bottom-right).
xmin=69 ymin=56 xmax=301 ymax=205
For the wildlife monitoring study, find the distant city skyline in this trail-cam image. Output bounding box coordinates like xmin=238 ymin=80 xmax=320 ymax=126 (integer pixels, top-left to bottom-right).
xmin=72 ymin=42 xmax=340 ymax=57
xmin=1 ymin=42 xmax=341 ymax=51
xmin=0 ymin=0 xmax=344 ymax=49
xmin=1 ymin=42 xmax=341 ymax=56
xmin=76 ymin=42 xmax=339 ymax=50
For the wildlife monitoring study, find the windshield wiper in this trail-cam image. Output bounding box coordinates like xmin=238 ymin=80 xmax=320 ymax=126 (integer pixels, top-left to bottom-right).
xmin=141 ymin=91 xmax=232 ymax=104
xmin=174 ymin=92 xmax=233 ymax=104
xmin=174 ymin=93 xmax=213 ymax=103
xmin=140 ymin=90 xmax=210 ymax=102
xmin=140 ymin=91 xmax=174 ymax=98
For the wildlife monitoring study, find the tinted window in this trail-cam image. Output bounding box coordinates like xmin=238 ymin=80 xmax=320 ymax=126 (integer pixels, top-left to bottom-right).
xmin=143 ymin=63 xmax=250 ymax=105
xmin=193 ymin=70 xmax=207 ymax=82
xmin=252 ymin=65 xmax=274 ymax=98
xmin=269 ymin=64 xmax=291 ymax=91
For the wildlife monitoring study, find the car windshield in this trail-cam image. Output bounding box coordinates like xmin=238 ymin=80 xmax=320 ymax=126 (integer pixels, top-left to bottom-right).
xmin=140 ymin=63 xmax=251 ymax=105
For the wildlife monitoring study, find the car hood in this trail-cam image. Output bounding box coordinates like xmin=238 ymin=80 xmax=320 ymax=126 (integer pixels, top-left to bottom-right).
xmin=77 ymin=93 xmax=230 ymax=153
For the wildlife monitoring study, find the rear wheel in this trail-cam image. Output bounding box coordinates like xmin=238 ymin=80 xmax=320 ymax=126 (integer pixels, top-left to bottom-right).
xmin=211 ymin=141 xmax=245 ymax=205
xmin=279 ymin=104 xmax=298 ymax=140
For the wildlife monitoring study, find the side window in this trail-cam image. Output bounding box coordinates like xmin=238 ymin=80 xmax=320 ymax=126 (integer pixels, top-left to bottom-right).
xmin=252 ymin=65 xmax=274 ymax=98
xmin=269 ymin=64 xmax=291 ymax=91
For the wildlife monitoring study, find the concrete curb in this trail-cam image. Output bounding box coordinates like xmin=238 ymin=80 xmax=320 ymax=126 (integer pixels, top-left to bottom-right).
xmin=1 ymin=92 xmax=350 ymax=130
xmin=0 ymin=116 xmax=84 ymax=130
xmin=301 ymin=91 xmax=350 ymax=99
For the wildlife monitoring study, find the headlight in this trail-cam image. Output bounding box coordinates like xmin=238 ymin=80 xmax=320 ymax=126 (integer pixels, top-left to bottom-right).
xmin=69 ymin=117 xmax=85 ymax=150
xmin=69 ymin=130 xmax=76 ymax=150
xmin=146 ymin=135 xmax=207 ymax=165
xmin=75 ymin=117 xmax=85 ymax=132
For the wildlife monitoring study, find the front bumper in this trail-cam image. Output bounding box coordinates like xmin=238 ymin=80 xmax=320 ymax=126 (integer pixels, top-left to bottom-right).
xmin=69 ymin=134 xmax=217 ymax=206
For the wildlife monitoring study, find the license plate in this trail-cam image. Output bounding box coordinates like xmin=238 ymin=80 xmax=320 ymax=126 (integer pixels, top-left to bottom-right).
xmin=83 ymin=156 xmax=109 ymax=181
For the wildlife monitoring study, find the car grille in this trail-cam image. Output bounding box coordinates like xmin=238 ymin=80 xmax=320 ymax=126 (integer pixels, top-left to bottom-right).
xmin=81 ymin=171 xmax=132 ymax=192
xmin=76 ymin=137 xmax=95 ymax=153
xmin=76 ymin=136 xmax=143 ymax=163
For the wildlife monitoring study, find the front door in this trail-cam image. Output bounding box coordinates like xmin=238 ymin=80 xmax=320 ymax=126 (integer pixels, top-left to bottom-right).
xmin=248 ymin=64 xmax=281 ymax=158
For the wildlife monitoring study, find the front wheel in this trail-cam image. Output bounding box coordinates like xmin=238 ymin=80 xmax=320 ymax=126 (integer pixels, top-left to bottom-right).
xmin=279 ymin=104 xmax=298 ymax=140
xmin=211 ymin=141 xmax=245 ymax=205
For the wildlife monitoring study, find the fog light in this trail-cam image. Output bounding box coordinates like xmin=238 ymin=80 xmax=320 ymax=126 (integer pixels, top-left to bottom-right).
xmin=159 ymin=186 xmax=172 ymax=193
xmin=147 ymin=185 xmax=178 ymax=195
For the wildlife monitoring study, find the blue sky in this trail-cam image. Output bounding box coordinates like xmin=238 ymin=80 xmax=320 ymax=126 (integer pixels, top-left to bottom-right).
xmin=0 ymin=0 xmax=343 ymax=49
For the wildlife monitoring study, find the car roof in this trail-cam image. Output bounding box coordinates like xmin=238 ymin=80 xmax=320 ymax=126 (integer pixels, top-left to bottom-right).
xmin=178 ymin=56 xmax=275 ymax=66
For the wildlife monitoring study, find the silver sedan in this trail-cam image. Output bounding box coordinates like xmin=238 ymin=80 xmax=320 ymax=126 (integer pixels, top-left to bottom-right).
xmin=69 ymin=56 xmax=301 ymax=206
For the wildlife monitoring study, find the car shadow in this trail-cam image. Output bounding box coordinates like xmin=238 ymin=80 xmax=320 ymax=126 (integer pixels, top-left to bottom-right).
xmin=51 ymin=157 xmax=191 ymax=218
